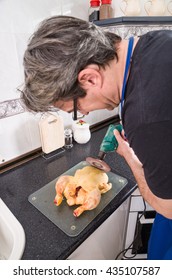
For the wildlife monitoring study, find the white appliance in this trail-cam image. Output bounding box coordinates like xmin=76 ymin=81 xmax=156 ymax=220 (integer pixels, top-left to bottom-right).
xmin=39 ymin=113 xmax=64 ymax=154
xmin=123 ymin=189 xmax=155 ymax=259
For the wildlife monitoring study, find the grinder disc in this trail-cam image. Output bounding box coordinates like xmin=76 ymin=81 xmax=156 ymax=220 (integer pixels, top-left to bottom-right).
xmin=86 ymin=157 xmax=111 ymax=172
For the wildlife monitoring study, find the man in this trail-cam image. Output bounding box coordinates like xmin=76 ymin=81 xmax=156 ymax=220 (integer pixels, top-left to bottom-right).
xmin=21 ymin=16 xmax=172 ymax=259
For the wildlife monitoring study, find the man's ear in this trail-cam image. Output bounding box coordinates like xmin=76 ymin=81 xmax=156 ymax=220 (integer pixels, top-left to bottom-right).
xmin=78 ymin=67 xmax=102 ymax=89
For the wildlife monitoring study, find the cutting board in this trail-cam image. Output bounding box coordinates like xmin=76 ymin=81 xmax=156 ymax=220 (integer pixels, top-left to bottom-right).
xmin=28 ymin=161 xmax=128 ymax=237
xmin=39 ymin=113 xmax=64 ymax=154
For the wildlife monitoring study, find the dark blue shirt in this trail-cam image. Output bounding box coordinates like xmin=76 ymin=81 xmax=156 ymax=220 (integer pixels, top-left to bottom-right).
xmin=123 ymin=30 xmax=172 ymax=199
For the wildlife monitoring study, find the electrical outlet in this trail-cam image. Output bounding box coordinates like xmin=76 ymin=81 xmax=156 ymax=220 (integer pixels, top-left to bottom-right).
xmin=0 ymin=154 xmax=5 ymax=163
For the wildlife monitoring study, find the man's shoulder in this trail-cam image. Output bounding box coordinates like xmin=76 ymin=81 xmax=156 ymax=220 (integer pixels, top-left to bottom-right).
xmin=142 ymin=29 xmax=172 ymax=39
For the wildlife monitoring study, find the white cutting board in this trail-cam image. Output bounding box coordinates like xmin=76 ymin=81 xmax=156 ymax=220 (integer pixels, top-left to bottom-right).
xmin=39 ymin=113 xmax=64 ymax=154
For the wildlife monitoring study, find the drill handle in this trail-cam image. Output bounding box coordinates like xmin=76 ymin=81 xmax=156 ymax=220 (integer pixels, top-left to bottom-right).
xmin=100 ymin=124 xmax=123 ymax=152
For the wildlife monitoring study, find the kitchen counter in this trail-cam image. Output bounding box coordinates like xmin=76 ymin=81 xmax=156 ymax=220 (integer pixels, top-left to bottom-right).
xmin=0 ymin=124 xmax=137 ymax=260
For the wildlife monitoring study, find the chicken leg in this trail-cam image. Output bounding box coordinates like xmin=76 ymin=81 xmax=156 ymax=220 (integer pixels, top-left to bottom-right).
xmin=73 ymin=188 xmax=101 ymax=217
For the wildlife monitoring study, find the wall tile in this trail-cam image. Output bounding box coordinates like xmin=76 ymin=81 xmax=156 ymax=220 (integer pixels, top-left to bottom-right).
xmin=0 ymin=113 xmax=40 ymax=163
xmin=8 ymin=0 xmax=61 ymax=33
xmin=62 ymin=0 xmax=89 ymax=20
xmin=0 ymin=0 xmax=11 ymax=33
xmin=0 ymin=33 xmax=21 ymax=102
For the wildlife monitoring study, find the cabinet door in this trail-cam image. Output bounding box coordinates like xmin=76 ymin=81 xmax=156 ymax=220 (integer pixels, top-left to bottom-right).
xmin=68 ymin=198 xmax=130 ymax=260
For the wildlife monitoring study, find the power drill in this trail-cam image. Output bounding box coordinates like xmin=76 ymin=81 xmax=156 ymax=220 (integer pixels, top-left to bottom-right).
xmin=86 ymin=123 xmax=123 ymax=172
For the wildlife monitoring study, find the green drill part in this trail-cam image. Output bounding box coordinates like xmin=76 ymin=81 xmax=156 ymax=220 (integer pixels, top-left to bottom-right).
xmin=99 ymin=124 xmax=123 ymax=153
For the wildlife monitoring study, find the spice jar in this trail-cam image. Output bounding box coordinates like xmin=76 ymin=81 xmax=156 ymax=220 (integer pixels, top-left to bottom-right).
xmin=89 ymin=0 xmax=100 ymax=22
xmin=64 ymin=128 xmax=73 ymax=149
xmin=100 ymin=0 xmax=114 ymax=20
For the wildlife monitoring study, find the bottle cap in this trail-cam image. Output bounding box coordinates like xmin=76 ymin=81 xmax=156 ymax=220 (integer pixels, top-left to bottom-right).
xmin=90 ymin=0 xmax=100 ymax=6
xmin=64 ymin=128 xmax=72 ymax=136
xmin=101 ymin=0 xmax=112 ymax=4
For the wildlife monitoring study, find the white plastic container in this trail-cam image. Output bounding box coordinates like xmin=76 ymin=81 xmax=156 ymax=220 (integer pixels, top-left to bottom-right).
xmin=73 ymin=120 xmax=91 ymax=144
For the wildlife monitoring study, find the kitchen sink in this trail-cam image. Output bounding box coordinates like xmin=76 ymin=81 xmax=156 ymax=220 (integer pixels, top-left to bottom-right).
xmin=0 ymin=198 xmax=25 ymax=260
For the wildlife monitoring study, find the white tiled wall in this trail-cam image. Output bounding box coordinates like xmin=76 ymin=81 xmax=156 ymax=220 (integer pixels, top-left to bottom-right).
xmin=0 ymin=113 xmax=40 ymax=162
xmin=0 ymin=0 xmax=118 ymax=164
xmin=1 ymin=0 xmax=171 ymax=164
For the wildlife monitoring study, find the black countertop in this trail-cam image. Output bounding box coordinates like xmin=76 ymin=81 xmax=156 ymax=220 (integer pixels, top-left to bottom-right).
xmin=0 ymin=124 xmax=137 ymax=260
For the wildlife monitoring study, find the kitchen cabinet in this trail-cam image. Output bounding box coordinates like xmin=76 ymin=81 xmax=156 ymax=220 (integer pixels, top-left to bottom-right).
xmin=68 ymin=198 xmax=130 ymax=260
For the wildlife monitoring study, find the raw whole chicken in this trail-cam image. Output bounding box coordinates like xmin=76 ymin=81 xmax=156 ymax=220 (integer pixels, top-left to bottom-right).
xmin=54 ymin=166 xmax=112 ymax=217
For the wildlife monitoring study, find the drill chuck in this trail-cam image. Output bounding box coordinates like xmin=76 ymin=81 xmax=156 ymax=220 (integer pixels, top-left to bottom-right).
xmin=98 ymin=150 xmax=106 ymax=160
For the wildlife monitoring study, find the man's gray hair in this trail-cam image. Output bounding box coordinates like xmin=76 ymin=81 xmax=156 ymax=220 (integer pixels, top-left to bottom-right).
xmin=21 ymin=16 xmax=121 ymax=112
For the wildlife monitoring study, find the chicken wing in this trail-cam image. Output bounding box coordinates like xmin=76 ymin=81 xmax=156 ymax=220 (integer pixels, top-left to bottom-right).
xmin=54 ymin=175 xmax=74 ymax=206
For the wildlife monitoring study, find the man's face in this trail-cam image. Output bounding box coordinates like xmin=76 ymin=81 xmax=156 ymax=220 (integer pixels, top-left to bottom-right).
xmin=53 ymin=62 xmax=119 ymax=115
xmin=54 ymin=94 xmax=115 ymax=118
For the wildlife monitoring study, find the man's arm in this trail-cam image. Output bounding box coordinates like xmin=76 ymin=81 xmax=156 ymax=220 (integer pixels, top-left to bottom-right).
xmin=114 ymin=129 xmax=172 ymax=219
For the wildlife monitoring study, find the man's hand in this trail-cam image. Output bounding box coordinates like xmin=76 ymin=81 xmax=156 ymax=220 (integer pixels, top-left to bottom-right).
xmin=114 ymin=129 xmax=140 ymax=165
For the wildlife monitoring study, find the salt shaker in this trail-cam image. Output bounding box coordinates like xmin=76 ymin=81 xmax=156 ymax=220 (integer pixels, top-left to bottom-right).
xmin=64 ymin=128 xmax=73 ymax=149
